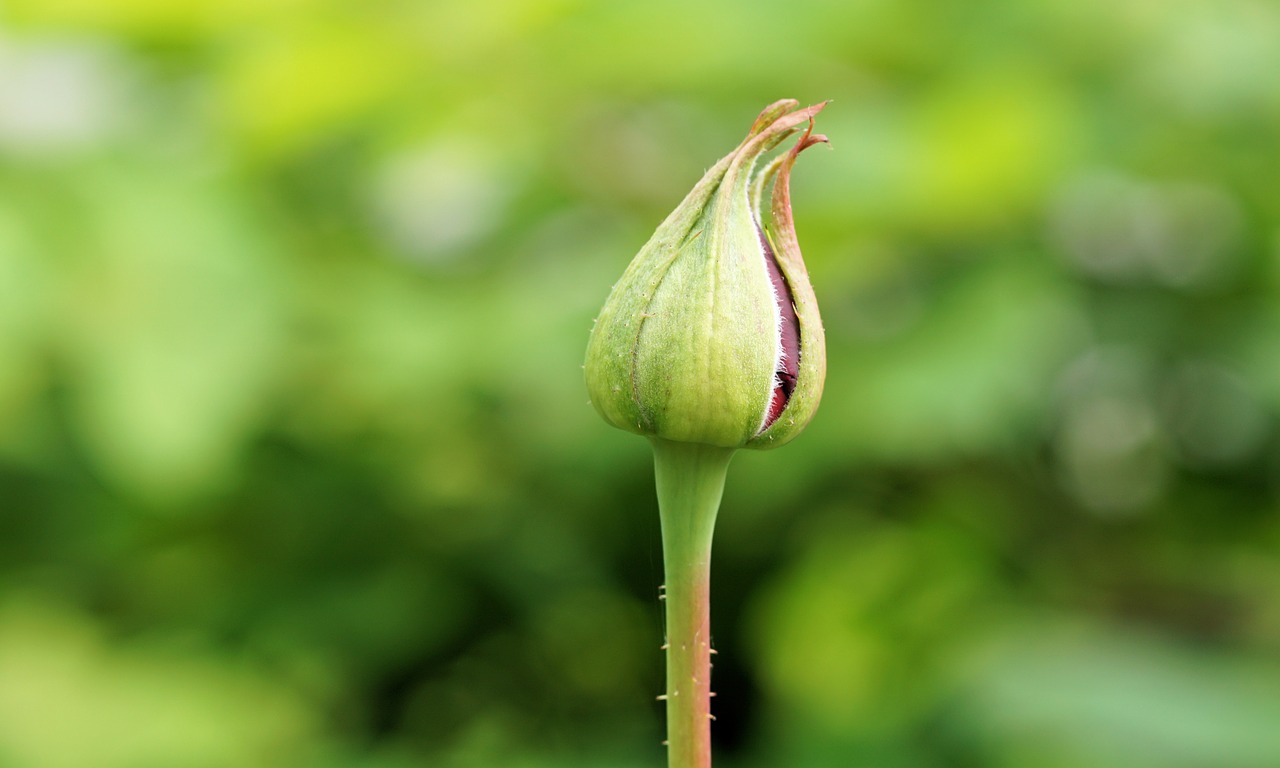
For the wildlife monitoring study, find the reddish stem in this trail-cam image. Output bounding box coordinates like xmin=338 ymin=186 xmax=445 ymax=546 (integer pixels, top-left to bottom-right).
xmin=652 ymin=439 xmax=734 ymax=768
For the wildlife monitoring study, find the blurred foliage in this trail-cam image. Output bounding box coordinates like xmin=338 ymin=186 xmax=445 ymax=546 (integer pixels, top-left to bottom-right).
xmin=2 ymin=0 xmax=1280 ymax=766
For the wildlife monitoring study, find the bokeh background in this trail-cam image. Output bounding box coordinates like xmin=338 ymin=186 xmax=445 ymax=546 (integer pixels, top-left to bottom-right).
xmin=3 ymin=0 xmax=1280 ymax=766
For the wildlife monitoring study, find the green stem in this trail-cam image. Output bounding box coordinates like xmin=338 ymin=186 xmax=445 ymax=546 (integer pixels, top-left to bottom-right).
xmin=651 ymin=438 xmax=736 ymax=768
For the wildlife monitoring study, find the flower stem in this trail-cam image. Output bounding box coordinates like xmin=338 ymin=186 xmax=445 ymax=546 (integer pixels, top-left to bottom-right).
xmin=651 ymin=438 xmax=736 ymax=768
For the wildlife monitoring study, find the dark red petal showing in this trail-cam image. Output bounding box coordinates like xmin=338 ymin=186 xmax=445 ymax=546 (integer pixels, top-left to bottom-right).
xmin=759 ymin=223 xmax=799 ymax=429
xmin=765 ymin=384 xmax=788 ymax=426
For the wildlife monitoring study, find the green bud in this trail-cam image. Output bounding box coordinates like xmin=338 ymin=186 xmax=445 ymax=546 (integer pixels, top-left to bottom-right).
xmin=585 ymin=100 xmax=828 ymax=449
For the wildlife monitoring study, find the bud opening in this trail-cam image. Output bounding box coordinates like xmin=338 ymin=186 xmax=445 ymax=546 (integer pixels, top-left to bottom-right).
xmin=758 ymin=224 xmax=799 ymax=432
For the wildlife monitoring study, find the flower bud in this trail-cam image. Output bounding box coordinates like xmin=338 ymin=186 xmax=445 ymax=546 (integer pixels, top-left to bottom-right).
xmin=585 ymin=100 xmax=828 ymax=449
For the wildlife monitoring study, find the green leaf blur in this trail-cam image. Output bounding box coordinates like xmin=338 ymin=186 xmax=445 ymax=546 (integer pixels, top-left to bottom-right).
xmin=2 ymin=1 xmax=1279 ymax=766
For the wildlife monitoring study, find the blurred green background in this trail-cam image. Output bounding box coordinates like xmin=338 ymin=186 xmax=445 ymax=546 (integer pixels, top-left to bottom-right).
xmin=3 ymin=0 xmax=1280 ymax=766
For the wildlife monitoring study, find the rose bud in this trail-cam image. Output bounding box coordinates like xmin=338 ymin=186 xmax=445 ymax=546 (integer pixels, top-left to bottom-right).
xmin=585 ymin=100 xmax=828 ymax=449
